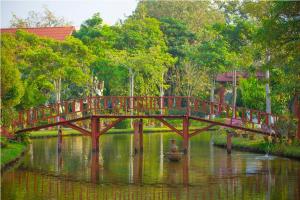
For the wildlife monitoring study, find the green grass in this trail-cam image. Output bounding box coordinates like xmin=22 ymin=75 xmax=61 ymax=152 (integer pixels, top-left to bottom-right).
xmin=213 ymin=132 xmax=300 ymax=159
xmin=28 ymin=126 xmax=204 ymax=138
xmin=1 ymin=141 xmax=27 ymax=168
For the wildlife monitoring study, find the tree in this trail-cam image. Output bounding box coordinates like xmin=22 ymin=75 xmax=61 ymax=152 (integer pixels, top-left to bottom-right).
xmin=158 ymin=18 xmax=196 ymax=96
xmin=10 ymin=6 xmax=71 ymax=28
xmin=1 ymin=34 xmax=24 ymax=126
xmin=211 ymin=19 xmax=257 ymax=117
xmin=175 ymin=60 xmax=210 ymax=97
xmin=239 ymin=77 xmax=265 ymax=110
xmin=15 ymin=30 xmax=93 ymax=109
xmin=136 ymin=1 xmax=224 ymax=34
xmin=191 ymin=37 xmax=232 ymax=104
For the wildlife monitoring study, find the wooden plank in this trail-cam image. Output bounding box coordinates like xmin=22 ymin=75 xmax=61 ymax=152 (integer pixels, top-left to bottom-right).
xmin=156 ymin=117 xmax=183 ymax=137
xmin=189 ymin=124 xmax=216 ymax=138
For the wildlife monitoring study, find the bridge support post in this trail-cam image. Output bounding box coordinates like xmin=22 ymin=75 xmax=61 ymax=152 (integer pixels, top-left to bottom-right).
xmin=226 ymin=132 xmax=232 ymax=154
xmin=91 ymin=117 xmax=100 ymax=152
xmin=182 ymin=116 xmax=189 ymax=154
xmin=91 ymin=152 xmax=100 ymax=184
xmin=139 ymin=119 xmax=143 ymax=152
xmin=133 ymin=121 xmax=143 ymax=153
xmin=57 ymin=127 xmax=62 ymax=152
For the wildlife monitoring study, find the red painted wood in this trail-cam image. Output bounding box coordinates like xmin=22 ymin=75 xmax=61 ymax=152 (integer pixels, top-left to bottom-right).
xmin=134 ymin=121 xmax=139 ymax=153
xmin=64 ymin=123 xmax=91 ymax=136
xmin=139 ymin=119 xmax=143 ymax=152
xmin=80 ymin=100 xmax=83 ymax=112
xmin=226 ymin=132 xmax=232 ymax=154
xmin=10 ymin=96 xmax=289 ymax=137
xmin=91 ymin=117 xmax=100 ymax=152
xmin=99 ymin=118 xmax=125 ymax=135
xmin=189 ymin=124 xmax=216 ymax=138
xmin=156 ymin=117 xmax=183 ymax=137
xmin=182 ymin=116 xmax=189 ymax=153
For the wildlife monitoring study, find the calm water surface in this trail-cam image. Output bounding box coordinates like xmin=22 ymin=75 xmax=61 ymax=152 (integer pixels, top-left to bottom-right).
xmin=1 ymin=132 xmax=300 ymax=200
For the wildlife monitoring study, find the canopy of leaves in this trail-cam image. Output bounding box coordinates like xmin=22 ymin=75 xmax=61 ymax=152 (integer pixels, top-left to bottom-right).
xmin=10 ymin=6 xmax=71 ymax=28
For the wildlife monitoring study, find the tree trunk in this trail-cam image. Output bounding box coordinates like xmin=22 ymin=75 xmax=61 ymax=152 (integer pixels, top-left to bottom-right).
xmin=210 ymin=79 xmax=215 ymax=119
xmin=160 ymin=73 xmax=164 ymax=115
xmin=54 ymin=77 xmax=62 ymax=133
xmin=129 ymin=68 xmax=134 ymax=128
xmin=210 ymin=80 xmax=215 ymax=103
xmin=232 ymin=70 xmax=237 ymax=119
xmin=266 ymin=50 xmax=272 ymax=125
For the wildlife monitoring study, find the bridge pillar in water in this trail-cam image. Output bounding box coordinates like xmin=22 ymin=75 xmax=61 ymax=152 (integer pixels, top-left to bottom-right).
xmin=57 ymin=127 xmax=62 ymax=152
xmin=139 ymin=119 xmax=143 ymax=152
xmin=134 ymin=120 xmax=143 ymax=153
xmin=182 ymin=116 xmax=189 ymax=154
xmin=91 ymin=152 xmax=100 ymax=184
xmin=91 ymin=117 xmax=100 ymax=152
xmin=226 ymin=132 xmax=232 ymax=154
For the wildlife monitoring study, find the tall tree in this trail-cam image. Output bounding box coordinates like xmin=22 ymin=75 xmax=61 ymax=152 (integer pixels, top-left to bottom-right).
xmin=136 ymin=1 xmax=224 ymax=34
xmin=1 ymin=34 xmax=24 ymax=127
xmin=10 ymin=6 xmax=71 ymax=28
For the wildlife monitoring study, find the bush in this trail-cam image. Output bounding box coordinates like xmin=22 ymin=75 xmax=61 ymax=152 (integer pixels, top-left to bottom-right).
xmin=14 ymin=132 xmax=30 ymax=144
xmin=273 ymin=116 xmax=297 ymax=139
xmin=0 ymin=136 xmax=8 ymax=148
xmin=115 ymin=119 xmax=131 ymax=129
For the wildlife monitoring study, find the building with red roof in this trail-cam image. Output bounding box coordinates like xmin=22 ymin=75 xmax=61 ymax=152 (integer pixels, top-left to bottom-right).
xmin=216 ymin=71 xmax=265 ymax=83
xmin=0 ymin=26 xmax=75 ymax=41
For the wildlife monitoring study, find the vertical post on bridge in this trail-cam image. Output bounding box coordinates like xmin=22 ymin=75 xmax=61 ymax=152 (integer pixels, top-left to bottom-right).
xmin=133 ymin=121 xmax=139 ymax=153
xmin=133 ymin=119 xmax=144 ymax=154
xmin=57 ymin=127 xmax=62 ymax=152
xmin=182 ymin=116 xmax=189 ymax=154
xmin=226 ymin=132 xmax=232 ymax=154
xmin=91 ymin=116 xmax=100 ymax=152
xmin=139 ymin=119 xmax=143 ymax=152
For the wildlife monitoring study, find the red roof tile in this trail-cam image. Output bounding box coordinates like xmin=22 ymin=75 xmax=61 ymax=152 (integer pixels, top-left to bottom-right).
xmin=0 ymin=26 xmax=75 ymax=41
xmin=216 ymin=72 xmax=265 ymax=82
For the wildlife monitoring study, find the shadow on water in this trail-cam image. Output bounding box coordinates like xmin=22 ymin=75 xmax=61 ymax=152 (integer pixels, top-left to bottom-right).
xmin=1 ymin=132 xmax=300 ymax=200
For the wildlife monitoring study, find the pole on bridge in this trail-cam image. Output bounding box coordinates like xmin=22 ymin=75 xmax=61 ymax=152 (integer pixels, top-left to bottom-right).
xmin=182 ymin=116 xmax=189 ymax=154
xmin=134 ymin=121 xmax=139 ymax=153
xmin=91 ymin=152 xmax=100 ymax=184
xmin=139 ymin=119 xmax=143 ymax=152
xmin=226 ymin=132 xmax=232 ymax=154
xmin=91 ymin=117 xmax=100 ymax=152
xmin=133 ymin=120 xmax=143 ymax=153
xmin=57 ymin=127 xmax=62 ymax=152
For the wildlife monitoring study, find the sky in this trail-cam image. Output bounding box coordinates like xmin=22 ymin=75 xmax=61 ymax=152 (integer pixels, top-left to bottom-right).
xmin=1 ymin=0 xmax=138 ymax=29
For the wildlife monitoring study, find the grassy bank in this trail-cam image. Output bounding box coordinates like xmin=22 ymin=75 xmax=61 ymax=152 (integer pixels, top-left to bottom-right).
xmin=213 ymin=133 xmax=300 ymax=160
xmin=1 ymin=139 xmax=27 ymax=169
xmin=28 ymin=126 xmax=207 ymax=138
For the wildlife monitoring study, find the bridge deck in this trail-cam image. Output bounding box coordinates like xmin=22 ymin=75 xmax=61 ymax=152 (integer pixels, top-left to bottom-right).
xmin=1 ymin=96 xmax=298 ymax=139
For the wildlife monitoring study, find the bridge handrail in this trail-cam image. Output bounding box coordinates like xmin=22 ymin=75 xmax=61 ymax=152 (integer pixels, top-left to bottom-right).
xmin=6 ymin=96 xmax=291 ymax=133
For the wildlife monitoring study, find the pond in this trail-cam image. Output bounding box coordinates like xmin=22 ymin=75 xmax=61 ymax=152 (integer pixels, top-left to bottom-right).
xmin=1 ymin=132 xmax=300 ymax=200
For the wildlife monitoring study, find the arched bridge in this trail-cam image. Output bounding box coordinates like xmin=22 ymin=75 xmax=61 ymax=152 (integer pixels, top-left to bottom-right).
xmin=3 ymin=96 xmax=298 ymax=153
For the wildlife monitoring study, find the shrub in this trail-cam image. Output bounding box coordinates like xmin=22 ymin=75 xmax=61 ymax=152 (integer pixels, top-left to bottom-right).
xmin=273 ymin=116 xmax=297 ymax=139
xmin=14 ymin=132 xmax=30 ymax=144
xmin=115 ymin=119 xmax=131 ymax=129
xmin=0 ymin=136 xmax=8 ymax=148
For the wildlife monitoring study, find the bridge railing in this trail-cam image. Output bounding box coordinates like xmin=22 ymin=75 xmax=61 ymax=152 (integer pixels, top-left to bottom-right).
xmin=9 ymin=96 xmax=283 ymax=133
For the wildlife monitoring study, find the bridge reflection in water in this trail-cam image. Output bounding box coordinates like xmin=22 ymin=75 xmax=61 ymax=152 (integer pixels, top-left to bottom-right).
xmin=7 ymin=96 xmax=297 ymax=155
xmin=2 ymin=133 xmax=300 ymax=200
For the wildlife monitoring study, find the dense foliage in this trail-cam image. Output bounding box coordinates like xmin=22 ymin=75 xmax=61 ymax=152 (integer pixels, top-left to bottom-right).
xmin=1 ymin=1 xmax=299 ymax=127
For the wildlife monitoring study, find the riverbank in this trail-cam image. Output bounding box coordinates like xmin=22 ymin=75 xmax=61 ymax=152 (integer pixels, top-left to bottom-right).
xmin=213 ymin=133 xmax=300 ymax=160
xmin=29 ymin=126 xmax=206 ymax=138
xmin=1 ymin=139 xmax=28 ymax=171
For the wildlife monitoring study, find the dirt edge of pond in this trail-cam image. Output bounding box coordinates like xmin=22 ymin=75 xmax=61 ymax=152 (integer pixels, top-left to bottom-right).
xmin=1 ymin=144 xmax=29 ymax=173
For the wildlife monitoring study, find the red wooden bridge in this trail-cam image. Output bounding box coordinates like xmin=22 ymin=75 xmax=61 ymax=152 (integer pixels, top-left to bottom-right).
xmin=2 ymin=96 xmax=299 ymax=153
